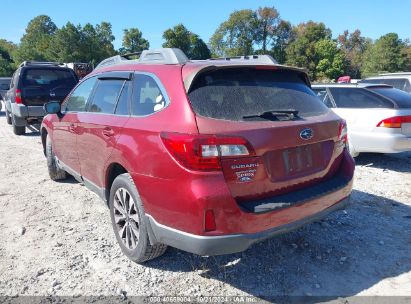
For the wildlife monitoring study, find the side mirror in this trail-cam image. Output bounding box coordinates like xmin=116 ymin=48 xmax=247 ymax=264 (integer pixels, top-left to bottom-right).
xmin=44 ymin=101 xmax=61 ymax=114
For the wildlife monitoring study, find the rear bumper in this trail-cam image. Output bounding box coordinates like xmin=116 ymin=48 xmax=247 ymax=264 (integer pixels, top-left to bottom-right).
xmin=146 ymin=196 xmax=350 ymax=256
xmin=352 ymin=131 xmax=411 ymax=153
xmin=134 ymin=148 xmax=354 ymax=255
xmin=11 ymin=103 xmax=45 ymax=119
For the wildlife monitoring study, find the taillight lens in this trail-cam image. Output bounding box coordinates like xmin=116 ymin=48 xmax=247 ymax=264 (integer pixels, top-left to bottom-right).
xmin=15 ymin=89 xmax=22 ymax=104
xmin=338 ymin=120 xmax=348 ymax=144
xmin=377 ymin=116 xmax=411 ymax=128
xmin=160 ymin=132 xmax=254 ymax=171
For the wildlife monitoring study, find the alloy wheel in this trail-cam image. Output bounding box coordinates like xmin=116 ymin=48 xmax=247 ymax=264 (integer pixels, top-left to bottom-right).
xmin=113 ymin=187 xmax=140 ymax=250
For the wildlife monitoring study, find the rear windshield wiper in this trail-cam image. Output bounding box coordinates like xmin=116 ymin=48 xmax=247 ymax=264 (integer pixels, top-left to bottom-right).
xmin=243 ymin=109 xmax=299 ymax=121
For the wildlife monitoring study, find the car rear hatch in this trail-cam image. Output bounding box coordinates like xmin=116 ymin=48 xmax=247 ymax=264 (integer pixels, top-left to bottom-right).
xmin=19 ymin=67 xmax=78 ymax=106
xmin=184 ymin=66 xmax=348 ymax=212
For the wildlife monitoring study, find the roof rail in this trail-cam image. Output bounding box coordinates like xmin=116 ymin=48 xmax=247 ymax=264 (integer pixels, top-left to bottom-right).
xmin=204 ymin=55 xmax=277 ymax=64
xmin=95 ymin=48 xmax=189 ymax=70
xmin=19 ymin=61 xmax=63 ymax=67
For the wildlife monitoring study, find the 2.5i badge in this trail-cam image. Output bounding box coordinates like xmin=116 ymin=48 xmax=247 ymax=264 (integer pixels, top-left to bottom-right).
xmin=239 ymin=176 xmax=253 ymax=182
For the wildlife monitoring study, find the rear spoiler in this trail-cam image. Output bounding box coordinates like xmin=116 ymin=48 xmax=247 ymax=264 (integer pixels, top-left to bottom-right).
xmin=183 ymin=64 xmax=311 ymax=93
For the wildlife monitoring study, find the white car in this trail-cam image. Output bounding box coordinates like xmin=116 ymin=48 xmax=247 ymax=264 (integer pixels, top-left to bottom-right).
xmin=312 ymin=83 xmax=411 ymax=157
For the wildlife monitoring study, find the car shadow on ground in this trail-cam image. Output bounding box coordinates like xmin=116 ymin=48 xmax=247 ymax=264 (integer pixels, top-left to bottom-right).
xmin=355 ymin=152 xmax=411 ymax=173
xmin=146 ymin=190 xmax=411 ymax=300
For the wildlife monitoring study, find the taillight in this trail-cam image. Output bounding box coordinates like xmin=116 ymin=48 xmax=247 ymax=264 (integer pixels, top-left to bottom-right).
xmin=377 ymin=116 xmax=411 ymax=128
xmin=204 ymin=209 xmax=216 ymax=232
xmin=338 ymin=120 xmax=348 ymax=144
xmin=160 ymin=132 xmax=254 ymax=171
xmin=15 ymin=89 xmax=22 ymax=104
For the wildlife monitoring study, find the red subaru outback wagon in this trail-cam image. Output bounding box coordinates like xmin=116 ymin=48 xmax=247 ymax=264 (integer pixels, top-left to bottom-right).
xmin=41 ymin=48 xmax=354 ymax=263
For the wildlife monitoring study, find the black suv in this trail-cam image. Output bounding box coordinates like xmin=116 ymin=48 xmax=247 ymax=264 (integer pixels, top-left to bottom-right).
xmin=4 ymin=61 xmax=78 ymax=135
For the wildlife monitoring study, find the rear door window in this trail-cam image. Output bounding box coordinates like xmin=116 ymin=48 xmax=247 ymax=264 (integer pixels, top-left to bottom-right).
xmin=22 ymin=68 xmax=77 ymax=88
xmin=132 ymin=74 xmax=168 ymax=116
xmin=329 ymin=87 xmax=394 ymax=109
xmin=88 ymin=79 xmax=124 ymax=114
xmin=115 ymin=81 xmax=130 ymax=115
xmin=187 ymin=68 xmax=328 ymax=121
xmin=62 ymin=77 xmax=97 ymax=112
xmin=369 ymin=87 xmax=411 ymax=108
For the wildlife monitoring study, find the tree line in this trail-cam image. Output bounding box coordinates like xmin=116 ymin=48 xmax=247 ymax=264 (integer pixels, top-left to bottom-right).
xmin=1 ymin=7 xmax=410 ymax=80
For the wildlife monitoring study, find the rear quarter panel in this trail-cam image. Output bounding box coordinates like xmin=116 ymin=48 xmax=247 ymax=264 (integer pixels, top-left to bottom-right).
xmin=104 ymin=65 xmax=200 ymax=221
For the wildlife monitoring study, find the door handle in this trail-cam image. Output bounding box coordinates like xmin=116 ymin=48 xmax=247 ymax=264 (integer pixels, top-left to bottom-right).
xmin=102 ymin=127 xmax=114 ymax=137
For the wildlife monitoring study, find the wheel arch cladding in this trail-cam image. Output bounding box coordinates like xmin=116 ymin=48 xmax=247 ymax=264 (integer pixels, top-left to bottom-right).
xmin=105 ymin=163 xmax=128 ymax=203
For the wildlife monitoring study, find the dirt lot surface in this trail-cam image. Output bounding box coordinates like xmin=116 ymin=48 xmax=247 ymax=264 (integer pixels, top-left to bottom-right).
xmin=0 ymin=105 xmax=410 ymax=301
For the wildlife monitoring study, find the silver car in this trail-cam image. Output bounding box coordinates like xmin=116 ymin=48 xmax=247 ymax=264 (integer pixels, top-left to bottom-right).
xmin=360 ymin=72 xmax=411 ymax=94
xmin=312 ymin=83 xmax=411 ymax=157
xmin=0 ymin=77 xmax=12 ymax=112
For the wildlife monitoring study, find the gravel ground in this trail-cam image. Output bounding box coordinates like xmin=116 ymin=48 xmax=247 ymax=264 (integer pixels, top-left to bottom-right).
xmin=0 ymin=104 xmax=410 ymax=301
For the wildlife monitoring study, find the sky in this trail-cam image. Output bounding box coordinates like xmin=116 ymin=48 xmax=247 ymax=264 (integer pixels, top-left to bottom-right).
xmin=0 ymin=0 xmax=410 ymax=49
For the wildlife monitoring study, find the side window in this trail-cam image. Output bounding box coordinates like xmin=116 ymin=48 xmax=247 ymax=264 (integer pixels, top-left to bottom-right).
xmin=132 ymin=74 xmax=168 ymax=116
xmin=314 ymin=89 xmax=334 ymax=108
xmin=115 ymin=81 xmax=130 ymax=115
xmin=329 ymin=88 xmax=394 ymax=109
xmin=62 ymin=77 xmax=97 ymax=112
xmin=11 ymin=71 xmax=19 ymax=89
xmin=361 ymin=79 xmax=384 ymax=85
xmin=88 ymin=79 xmax=124 ymax=114
xmin=383 ymin=78 xmax=407 ymax=91
xmin=0 ymin=80 xmax=10 ymax=90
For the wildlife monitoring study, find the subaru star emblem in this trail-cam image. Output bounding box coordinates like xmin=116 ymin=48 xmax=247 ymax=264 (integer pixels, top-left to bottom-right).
xmin=50 ymin=92 xmax=56 ymax=97
xmin=300 ymin=128 xmax=313 ymax=140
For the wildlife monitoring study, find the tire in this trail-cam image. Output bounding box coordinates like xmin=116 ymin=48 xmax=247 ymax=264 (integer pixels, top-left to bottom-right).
xmin=109 ymin=173 xmax=167 ymax=263
xmin=11 ymin=115 xmax=25 ymax=135
xmin=46 ymin=135 xmax=67 ymax=181
xmin=5 ymin=109 xmax=11 ymax=125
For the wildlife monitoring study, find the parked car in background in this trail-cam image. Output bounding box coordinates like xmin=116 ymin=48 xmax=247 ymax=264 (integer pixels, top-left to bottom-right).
xmin=0 ymin=77 xmax=12 ymax=112
xmin=4 ymin=61 xmax=78 ymax=135
xmin=62 ymin=62 xmax=93 ymax=79
xmin=360 ymin=73 xmax=411 ymax=94
xmin=312 ymin=83 xmax=411 ymax=157
xmin=337 ymin=76 xmax=351 ymax=83
xmin=41 ymin=48 xmax=354 ymax=263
